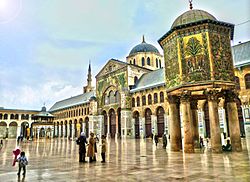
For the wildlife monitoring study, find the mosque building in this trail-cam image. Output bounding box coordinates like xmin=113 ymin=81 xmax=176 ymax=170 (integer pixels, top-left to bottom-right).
xmin=1 ymin=4 xmax=250 ymax=153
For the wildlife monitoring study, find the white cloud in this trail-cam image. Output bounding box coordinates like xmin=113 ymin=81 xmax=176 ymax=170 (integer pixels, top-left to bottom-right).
xmin=0 ymin=80 xmax=81 ymax=110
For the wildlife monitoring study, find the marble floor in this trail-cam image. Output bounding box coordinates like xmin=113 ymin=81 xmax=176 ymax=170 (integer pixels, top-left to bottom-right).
xmin=0 ymin=137 xmax=250 ymax=182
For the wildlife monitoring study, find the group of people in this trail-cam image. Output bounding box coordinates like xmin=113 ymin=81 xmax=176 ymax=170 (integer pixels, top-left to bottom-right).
xmin=152 ymin=133 xmax=168 ymax=148
xmin=76 ymin=132 xmax=106 ymax=163
xmin=199 ymin=136 xmax=232 ymax=152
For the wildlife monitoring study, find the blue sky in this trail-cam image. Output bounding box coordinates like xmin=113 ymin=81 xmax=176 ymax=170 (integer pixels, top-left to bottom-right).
xmin=0 ymin=0 xmax=249 ymax=110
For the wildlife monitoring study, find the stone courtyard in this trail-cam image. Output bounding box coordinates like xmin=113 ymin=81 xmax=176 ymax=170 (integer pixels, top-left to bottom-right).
xmin=0 ymin=137 xmax=250 ymax=182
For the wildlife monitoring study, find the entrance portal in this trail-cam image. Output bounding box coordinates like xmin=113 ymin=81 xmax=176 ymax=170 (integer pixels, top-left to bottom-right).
xmin=145 ymin=108 xmax=152 ymax=138
xmin=157 ymin=107 xmax=165 ymax=137
xmin=133 ymin=111 xmax=140 ymax=138
xmin=109 ymin=109 xmax=116 ymax=138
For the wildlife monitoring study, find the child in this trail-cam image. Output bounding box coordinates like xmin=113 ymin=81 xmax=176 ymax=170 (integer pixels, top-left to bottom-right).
xmin=16 ymin=151 xmax=28 ymax=176
xmin=101 ymin=135 xmax=106 ymax=163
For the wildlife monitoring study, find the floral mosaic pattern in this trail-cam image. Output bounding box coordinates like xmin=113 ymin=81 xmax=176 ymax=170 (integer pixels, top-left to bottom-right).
xmin=181 ymin=36 xmax=210 ymax=82
xmin=210 ymin=33 xmax=234 ymax=81
xmin=164 ymin=38 xmax=180 ymax=88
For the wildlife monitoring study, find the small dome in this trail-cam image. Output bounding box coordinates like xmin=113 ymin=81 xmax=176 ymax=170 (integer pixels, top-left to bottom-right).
xmin=41 ymin=106 xmax=46 ymax=112
xmin=129 ymin=36 xmax=160 ymax=56
xmin=171 ymin=9 xmax=217 ymax=29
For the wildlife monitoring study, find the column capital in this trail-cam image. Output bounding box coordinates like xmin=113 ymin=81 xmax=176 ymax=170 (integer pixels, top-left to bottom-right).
xmin=180 ymin=90 xmax=191 ymax=103
xmin=224 ymin=90 xmax=238 ymax=103
xmin=190 ymin=100 xmax=198 ymax=110
xmin=167 ymin=94 xmax=180 ymax=105
xmin=204 ymin=89 xmax=219 ymax=101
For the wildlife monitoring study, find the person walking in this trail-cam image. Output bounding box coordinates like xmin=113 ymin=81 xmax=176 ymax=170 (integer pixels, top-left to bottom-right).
xmin=101 ymin=135 xmax=106 ymax=163
xmin=93 ymin=134 xmax=98 ymax=161
xmin=16 ymin=151 xmax=28 ymax=176
xmin=87 ymin=132 xmax=95 ymax=162
xmin=162 ymin=134 xmax=168 ymax=148
xmin=154 ymin=135 xmax=159 ymax=146
xmin=76 ymin=132 xmax=87 ymax=163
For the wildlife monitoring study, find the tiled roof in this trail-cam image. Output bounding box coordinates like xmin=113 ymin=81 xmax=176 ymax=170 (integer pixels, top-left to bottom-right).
xmin=232 ymin=41 xmax=250 ymax=68
xmin=171 ymin=9 xmax=217 ymax=29
xmin=49 ymin=91 xmax=95 ymax=112
xmin=130 ymin=68 xmax=165 ymax=93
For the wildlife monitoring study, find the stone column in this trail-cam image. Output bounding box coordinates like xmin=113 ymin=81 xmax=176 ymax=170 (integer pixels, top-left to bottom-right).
xmin=72 ymin=124 xmax=75 ymax=139
xmin=151 ymin=115 xmax=157 ymax=135
xmin=107 ymin=114 xmax=111 ymax=138
xmin=191 ymin=100 xmax=199 ymax=148
xmin=140 ymin=117 xmax=145 ymax=138
xmin=115 ymin=113 xmax=119 ymax=139
xmin=225 ymin=91 xmax=242 ymax=152
xmin=168 ymin=95 xmax=182 ymax=151
xmin=207 ymin=90 xmax=222 ymax=153
xmin=131 ymin=118 xmax=135 ymax=138
xmin=82 ymin=122 xmax=86 ymax=135
xmin=67 ymin=123 xmax=70 ymax=138
xmin=164 ymin=114 xmax=169 ymax=135
xmin=180 ymin=91 xmax=194 ymax=153
xmin=58 ymin=124 xmax=61 ymax=138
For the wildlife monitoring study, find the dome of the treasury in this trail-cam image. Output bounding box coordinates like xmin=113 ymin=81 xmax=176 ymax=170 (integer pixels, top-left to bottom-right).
xmin=129 ymin=36 xmax=160 ymax=56
xmin=171 ymin=9 xmax=217 ymax=29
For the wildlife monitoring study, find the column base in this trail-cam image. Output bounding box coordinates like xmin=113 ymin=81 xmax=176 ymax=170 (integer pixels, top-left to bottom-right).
xmin=232 ymin=144 xmax=242 ymax=152
xmin=184 ymin=144 xmax=195 ymax=153
xmin=212 ymin=146 xmax=222 ymax=153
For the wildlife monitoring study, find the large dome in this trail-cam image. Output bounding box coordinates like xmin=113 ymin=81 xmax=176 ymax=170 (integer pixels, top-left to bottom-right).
xmin=171 ymin=9 xmax=217 ymax=29
xmin=129 ymin=36 xmax=160 ymax=56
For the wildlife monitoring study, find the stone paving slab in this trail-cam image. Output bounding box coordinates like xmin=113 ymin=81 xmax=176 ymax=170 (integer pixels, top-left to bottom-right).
xmin=0 ymin=138 xmax=250 ymax=182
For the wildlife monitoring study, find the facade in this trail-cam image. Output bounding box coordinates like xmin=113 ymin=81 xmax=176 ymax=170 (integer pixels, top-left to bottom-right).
xmin=1 ymin=5 xmax=250 ymax=153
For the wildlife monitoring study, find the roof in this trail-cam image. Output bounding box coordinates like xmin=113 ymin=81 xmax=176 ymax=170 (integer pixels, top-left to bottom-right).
xmin=171 ymin=9 xmax=217 ymax=29
xmin=130 ymin=68 xmax=165 ymax=93
xmin=49 ymin=91 xmax=95 ymax=112
xmin=232 ymin=41 xmax=250 ymax=68
xmin=159 ymin=10 xmax=234 ymax=45
xmin=34 ymin=111 xmax=54 ymax=118
xmin=129 ymin=36 xmax=160 ymax=56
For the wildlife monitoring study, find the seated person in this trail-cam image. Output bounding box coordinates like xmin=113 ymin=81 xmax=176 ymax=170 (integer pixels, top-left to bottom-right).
xmin=222 ymin=139 xmax=232 ymax=152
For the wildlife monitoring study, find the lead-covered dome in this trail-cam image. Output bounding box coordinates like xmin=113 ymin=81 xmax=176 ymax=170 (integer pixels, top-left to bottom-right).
xmin=171 ymin=9 xmax=217 ymax=29
xmin=129 ymin=36 xmax=160 ymax=56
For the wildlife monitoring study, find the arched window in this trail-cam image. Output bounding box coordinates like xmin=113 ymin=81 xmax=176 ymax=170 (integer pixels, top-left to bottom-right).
xmin=134 ymin=76 xmax=138 ymax=85
xmin=4 ymin=114 xmax=8 ymax=119
xmin=132 ymin=98 xmax=135 ymax=107
xmin=142 ymin=96 xmax=146 ymax=106
xmin=133 ymin=59 xmax=136 ymax=65
xmin=0 ymin=114 xmax=2 ymax=119
xmin=142 ymin=57 xmax=145 ymax=66
xmin=104 ymin=94 xmax=109 ymax=105
xmin=147 ymin=57 xmax=150 ymax=65
xmin=235 ymin=76 xmax=240 ymax=90
xmin=115 ymin=91 xmax=120 ymax=103
xmin=160 ymin=92 xmax=164 ymax=103
xmin=159 ymin=59 xmax=162 ymax=68
xmin=10 ymin=114 xmax=14 ymax=119
xmin=148 ymin=94 xmax=152 ymax=105
xmin=137 ymin=97 xmax=140 ymax=107
xmin=109 ymin=90 xmax=115 ymax=104
xmin=154 ymin=93 xmax=158 ymax=104
xmin=245 ymin=74 xmax=250 ymax=89
xmin=15 ymin=114 xmax=19 ymax=120
xmin=156 ymin=58 xmax=158 ymax=68
xmin=21 ymin=114 xmax=25 ymax=120
xmin=130 ymin=60 xmax=132 ymax=64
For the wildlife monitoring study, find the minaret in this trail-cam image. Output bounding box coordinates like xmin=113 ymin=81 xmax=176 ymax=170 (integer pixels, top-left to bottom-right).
xmin=83 ymin=62 xmax=94 ymax=93
xmin=87 ymin=62 xmax=92 ymax=88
